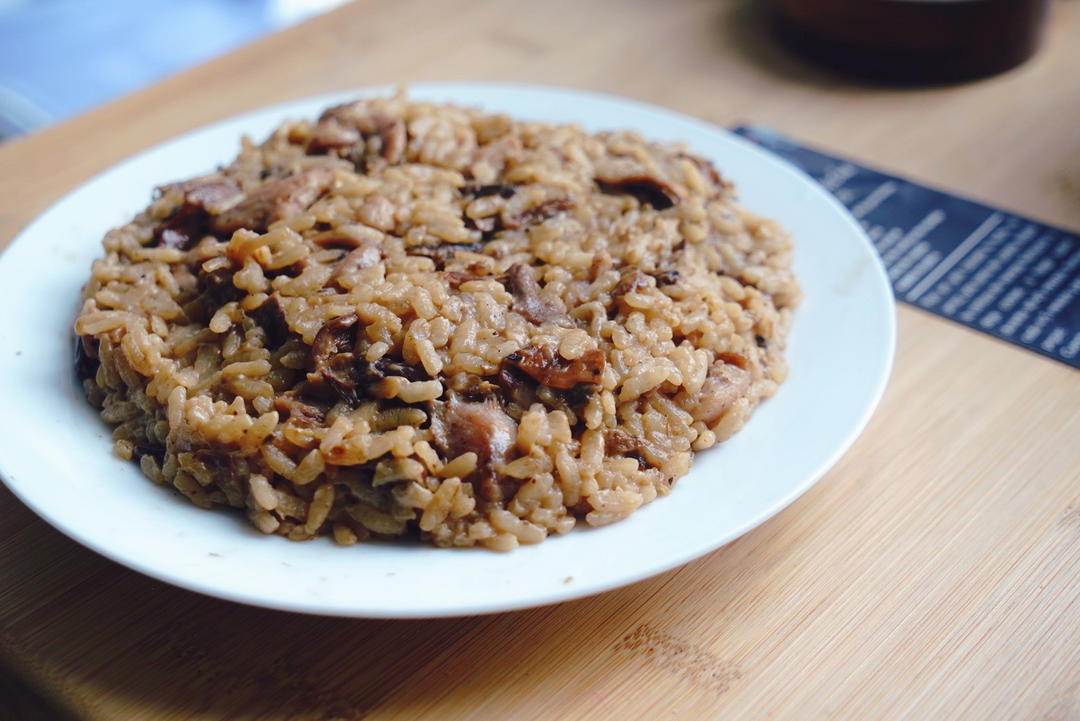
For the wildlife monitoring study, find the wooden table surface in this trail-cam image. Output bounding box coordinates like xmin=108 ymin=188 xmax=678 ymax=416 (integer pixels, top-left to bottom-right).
xmin=2 ymin=1 xmax=1078 ymax=718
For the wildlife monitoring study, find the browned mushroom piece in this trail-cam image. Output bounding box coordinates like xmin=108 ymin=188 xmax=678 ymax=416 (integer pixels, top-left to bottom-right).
xmin=309 ymin=313 xmax=362 ymax=404
xmin=596 ymin=174 xmax=680 ymax=210
xmin=463 ymin=183 xmax=517 ymax=199
xmin=461 ymin=184 xmax=513 ymax=238
xmin=197 ymin=264 xmax=244 ymax=308
xmin=504 ymin=344 xmax=605 ymax=390
xmin=430 ymin=396 xmax=518 ymax=502
xmin=133 ymin=440 xmax=166 ymax=463
xmin=249 ymin=293 xmax=290 ymax=349
xmin=308 ymin=313 xmax=435 ymax=404
xmin=74 ymin=334 xmax=99 ymax=382
xmin=460 ymin=189 xmax=573 ymax=241
xmin=500 ymin=263 xmax=570 ymax=326
xmin=604 ymin=428 xmax=650 ymax=469
xmin=153 ymin=205 xmax=206 ymax=250
xmin=692 ymin=361 xmax=751 ymax=425
xmin=651 ymin=268 xmax=681 ymax=286
xmin=494 ymin=359 xmax=539 ymax=412
xmin=211 ymin=168 xmax=335 ymax=234
xmin=371 ymin=355 xmax=428 ymax=382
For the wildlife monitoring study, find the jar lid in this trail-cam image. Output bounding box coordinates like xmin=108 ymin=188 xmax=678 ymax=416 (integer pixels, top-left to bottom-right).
xmin=773 ymin=0 xmax=1051 ymax=83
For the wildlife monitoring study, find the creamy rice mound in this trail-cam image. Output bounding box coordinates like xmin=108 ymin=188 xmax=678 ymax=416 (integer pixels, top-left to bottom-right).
xmin=74 ymin=95 xmax=800 ymax=551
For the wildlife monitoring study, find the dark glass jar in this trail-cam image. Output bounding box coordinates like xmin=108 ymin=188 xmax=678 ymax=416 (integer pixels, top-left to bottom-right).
xmin=773 ymin=0 xmax=1052 ymax=83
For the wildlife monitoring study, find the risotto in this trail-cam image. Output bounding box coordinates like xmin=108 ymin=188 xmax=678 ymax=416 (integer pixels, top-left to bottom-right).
xmin=73 ymin=95 xmax=800 ymax=551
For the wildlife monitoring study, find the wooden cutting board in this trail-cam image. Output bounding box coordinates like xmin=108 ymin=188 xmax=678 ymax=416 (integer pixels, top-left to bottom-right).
xmin=1 ymin=1 xmax=1078 ymax=718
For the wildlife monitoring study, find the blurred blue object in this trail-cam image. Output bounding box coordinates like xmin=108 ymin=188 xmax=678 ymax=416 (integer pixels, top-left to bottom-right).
xmin=0 ymin=0 xmax=348 ymax=139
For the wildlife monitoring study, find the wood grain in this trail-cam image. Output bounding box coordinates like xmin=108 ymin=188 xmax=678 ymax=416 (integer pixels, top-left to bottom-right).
xmin=1 ymin=1 xmax=1078 ymax=719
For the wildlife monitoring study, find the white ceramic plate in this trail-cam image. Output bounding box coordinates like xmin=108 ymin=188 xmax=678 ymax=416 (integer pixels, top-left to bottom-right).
xmin=0 ymin=84 xmax=894 ymax=617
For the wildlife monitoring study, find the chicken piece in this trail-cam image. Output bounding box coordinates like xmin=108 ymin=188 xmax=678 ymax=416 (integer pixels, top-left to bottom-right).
xmin=504 ymin=344 xmax=605 ymax=390
xmin=307 ymin=101 xmax=406 ymax=170
xmin=211 ymin=168 xmax=334 ymax=234
xmin=500 ymin=263 xmax=569 ymax=326
xmin=692 ymin=360 xmax=751 ymax=425
xmin=431 ymin=396 xmax=518 ymax=502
